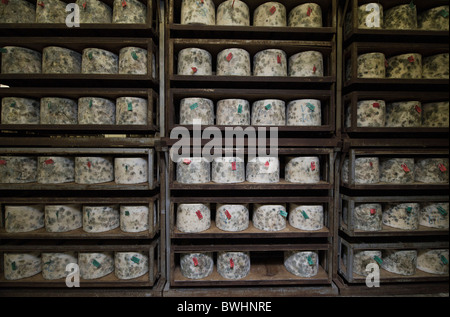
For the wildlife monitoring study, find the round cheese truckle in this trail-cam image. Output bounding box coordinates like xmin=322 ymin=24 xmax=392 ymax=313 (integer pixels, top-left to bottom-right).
xmin=414 ymin=158 xmax=449 ymax=184
xmin=418 ymin=6 xmax=449 ymax=31
xmin=37 ymin=156 xmax=75 ymax=184
xmin=353 ymin=250 xmax=382 ymax=276
xmin=180 ymin=0 xmax=215 ymax=25
xmin=284 ymin=251 xmax=319 ymax=277
xmin=357 ymin=52 xmax=385 ymax=78
xmin=74 ymin=156 xmax=114 ymax=184
xmin=342 ymin=157 xmax=380 ymax=185
xmin=3 ymin=253 xmax=41 ymax=280
xmin=215 ymin=204 xmax=249 ymax=232
xmin=216 ymin=48 xmax=251 ymax=76
xmin=286 ymin=99 xmax=321 ymax=126
xmin=289 ymin=3 xmax=322 ymax=28
xmin=252 ymin=204 xmax=287 ymax=232
xmin=78 ymin=97 xmax=115 ymax=125
xmin=253 ymin=2 xmax=286 ymax=27
xmin=353 ymin=203 xmax=382 ymax=231
xmin=177 ymin=48 xmax=212 ymax=75
xmin=246 ymin=156 xmax=279 ymax=183
xmin=42 ymin=46 xmax=82 ymax=74
xmin=422 ymin=101 xmax=449 ymax=128
xmin=422 ymin=53 xmax=449 ymax=79
xmin=35 ymin=0 xmax=66 ymax=23
xmin=382 ymin=203 xmax=420 ymax=230
xmin=381 ymin=250 xmax=417 ymax=276
xmin=179 ymin=97 xmax=214 ymax=125
xmin=112 ymin=0 xmax=147 ymax=24
xmin=1 ymin=97 xmax=40 ymax=124
xmin=289 ymin=51 xmax=324 ymax=77
xmin=81 ymin=48 xmax=118 ymax=74
xmin=0 ymin=0 xmax=35 ymax=23
xmin=380 ymin=158 xmax=414 ymax=184
xmin=114 ymin=157 xmax=148 ymax=184
xmin=119 ymin=47 xmax=148 ymax=75
xmin=115 ymin=96 xmax=147 ymax=125
xmin=76 ymin=0 xmax=112 ymax=23
xmin=357 ymin=3 xmax=383 ymax=29
xmin=78 ymin=252 xmax=114 ymax=279
xmin=285 ymin=156 xmax=320 ymax=184
xmin=114 ymin=252 xmax=148 ymax=280
xmin=176 ymin=157 xmax=210 ymax=184
xmin=386 ymin=53 xmax=422 ymax=79
xmin=40 ymin=97 xmax=78 ymax=125
xmin=180 ymin=252 xmax=214 ymax=279
xmin=385 ymin=101 xmax=422 ymax=128
xmin=5 ymin=205 xmax=44 ymax=233
xmin=416 ymin=249 xmax=449 ymax=275
xmin=216 ymin=0 xmax=250 ymax=26
xmin=384 ymin=4 xmax=417 ymax=30
xmin=0 ymin=156 xmax=37 ymax=183
xmin=212 ymin=156 xmax=245 ymax=183
xmin=1 ymin=46 xmax=41 ymax=74
xmin=217 ymin=251 xmax=250 ymax=280
xmin=345 ymin=100 xmax=386 ymax=128
xmin=176 ymin=203 xmax=211 ymax=233
xmin=120 ymin=205 xmax=149 ymax=233
xmin=216 ymin=99 xmax=250 ymax=125
xmin=419 ymin=202 xmax=449 ymax=229
xmin=44 ymin=204 xmax=82 ymax=232
xmin=82 ymin=205 xmax=120 ymax=233
xmin=253 ymin=49 xmax=287 ymax=76
xmin=42 ymin=252 xmax=77 ymax=280
xmin=288 ymin=204 xmax=324 ymax=231
xmin=251 ymin=99 xmax=285 ymax=126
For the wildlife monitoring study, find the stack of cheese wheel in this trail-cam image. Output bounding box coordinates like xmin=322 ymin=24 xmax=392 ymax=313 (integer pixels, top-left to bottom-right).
xmin=119 ymin=47 xmax=148 ymax=75
xmin=416 ymin=249 xmax=449 ymax=275
xmin=353 ymin=250 xmax=382 ymax=276
xmin=0 ymin=0 xmax=35 ymax=23
xmin=253 ymin=2 xmax=286 ymax=27
xmin=180 ymin=0 xmax=215 ymax=25
xmin=381 ymin=250 xmax=417 ymax=276
xmin=79 ymin=252 xmax=114 ymax=279
xmin=1 ymin=46 xmax=41 ymax=73
xmin=419 ymin=202 xmax=449 ymax=229
xmin=116 ymin=97 xmax=148 ymax=125
xmin=212 ymin=156 xmax=245 ymax=183
xmin=180 ymin=252 xmax=214 ymax=279
xmin=386 ymin=101 xmax=422 ymax=128
xmin=284 ymin=251 xmax=319 ymax=277
xmin=112 ymin=0 xmax=147 ymax=24
xmin=216 ymin=99 xmax=250 ymax=125
xmin=422 ymin=53 xmax=449 ymax=79
xmin=342 ymin=157 xmax=379 ymax=184
xmin=253 ymin=49 xmax=287 ymax=76
xmin=422 ymin=101 xmax=449 ymax=128
xmin=74 ymin=156 xmax=114 ymax=184
xmin=42 ymin=252 xmax=77 ymax=280
xmin=288 ymin=204 xmax=324 ymax=231
xmin=418 ymin=6 xmax=449 ymax=31
xmin=357 ymin=3 xmax=383 ymax=29
xmin=40 ymin=97 xmax=78 ymax=125
xmin=386 ymin=53 xmax=422 ymax=79
xmin=1 ymin=97 xmax=40 ymax=125
xmin=289 ymin=51 xmax=323 ymax=77
xmin=76 ymin=0 xmax=112 ymax=23
xmin=345 ymin=100 xmax=386 ymax=128
xmin=384 ymin=4 xmax=417 ymax=30
xmin=286 ymin=99 xmax=321 ymax=126
xmin=179 ymin=97 xmax=214 ymax=125
xmin=176 ymin=157 xmax=210 ymax=184
xmin=215 ymin=204 xmax=249 ymax=232
xmin=0 ymin=156 xmax=37 ymax=183
xmin=35 ymin=0 xmax=66 ymax=23
xmin=4 ymin=205 xmax=44 ymax=233
xmin=216 ymin=48 xmax=251 ymax=76
xmin=380 ymin=158 xmax=414 ymax=184
xmin=252 ymin=204 xmax=287 ymax=232
xmin=217 ymin=251 xmax=250 ymax=280
xmin=382 ymin=202 xmax=420 ymax=230
xmin=120 ymin=205 xmax=150 ymax=233
xmin=285 ymin=156 xmax=320 ymax=184
xmin=356 ymin=52 xmax=385 ymax=78
xmin=114 ymin=157 xmax=148 ymax=184
xmin=82 ymin=205 xmax=120 ymax=233
xmin=251 ymin=99 xmax=285 ymax=126
xmin=44 ymin=204 xmax=83 ymax=233
xmin=3 ymin=253 xmax=41 ymax=280
xmin=78 ymin=97 xmax=116 ymax=125
xmin=114 ymin=252 xmax=148 ymax=280
xmin=246 ymin=156 xmax=279 ymax=183
xmin=37 ymin=156 xmax=75 ymax=184
xmin=42 ymin=46 xmax=82 ymax=74
xmin=177 ymin=48 xmax=212 ymax=75
xmin=176 ymin=203 xmax=211 ymax=233
xmin=414 ymin=158 xmax=449 ymax=184
xmin=216 ymin=0 xmax=250 ymax=26
xmin=81 ymin=48 xmax=118 ymax=74
xmin=289 ymin=3 xmax=323 ymax=28
xmin=353 ymin=203 xmax=382 ymax=231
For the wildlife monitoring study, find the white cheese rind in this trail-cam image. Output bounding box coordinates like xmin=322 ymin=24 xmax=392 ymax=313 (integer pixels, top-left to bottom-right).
xmin=35 ymin=0 xmax=66 ymax=23
xmin=216 ymin=48 xmax=251 ymax=76
xmin=114 ymin=252 xmax=149 ymax=280
xmin=414 ymin=158 xmax=449 ymax=184
xmin=5 ymin=205 xmax=45 ymax=233
xmin=252 ymin=204 xmax=287 ymax=232
xmin=120 ymin=205 xmax=150 ymax=233
xmin=386 ymin=101 xmax=422 ymax=128
xmin=40 ymin=97 xmax=78 ymax=125
xmin=289 ymin=3 xmax=323 ymax=28
xmin=356 ymin=52 xmax=385 ymax=78
xmin=284 ymin=251 xmax=319 ymax=277
xmin=380 ymin=158 xmax=415 ymax=184
xmin=253 ymin=49 xmax=287 ymax=76
xmin=44 ymin=204 xmax=83 ymax=233
xmin=384 ymin=4 xmax=417 ymax=30
xmin=115 ymin=97 xmax=148 ymax=125
xmin=382 ymin=203 xmax=420 ymax=230
xmin=251 ymin=99 xmax=285 ymax=126
xmin=82 ymin=205 xmax=120 ymax=233
xmin=381 ymin=250 xmax=417 ymax=276
xmin=0 ymin=0 xmax=36 ymax=23
xmin=217 ymin=251 xmax=250 ymax=280
xmin=353 ymin=250 xmax=382 ymax=276
xmin=215 ymin=204 xmax=249 ymax=232
xmin=0 ymin=156 xmax=37 ymax=183
xmin=1 ymin=46 xmax=41 ymax=74
xmin=112 ymin=0 xmax=147 ymax=24
xmin=246 ymin=156 xmax=280 ymax=183
xmin=342 ymin=157 xmax=380 ymax=184
xmin=386 ymin=53 xmax=422 ymax=79
xmin=176 ymin=157 xmax=210 ymax=184
xmin=216 ymin=99 xmax=250 ymax=125
xmin=177 ymin=48 xmax=213 ymax=75
xmin=180 ymin=252 xmax=214 ymax=279
xmin=353 ymin=203 xmax=382 ymax=231
xmin=180 ymin=0 xmax=215 ymax=25
xmin=212 ymin=156 xmax=245 ymax=183
xmin=74 ymin=156 xmax=114 ymax=184
xmin=1 ymin=97 xmax=40 ymax=124
xmin=345 ymin=100 xmax=386 ymax=128
xmin=76 ymin=0 xmax=112 ymax=23
xmin=114 ymin=157 xmax=148 ymax=184
xmin=416 ymin=249 xmax=449 ymax=275
xmin=119 ymin=46 xmax=148 ymax=75
xmin=253 ymin=2 xmax=286 ymax=27
xmin=286 ymin=99 xmax=321 ymax=126
xmin=289 ymin=51 xmax=324 ymax=77
xmin=179 ymin=97 xmax=214 ymax=125
xmin=41 ymin=252 xmax=77 ymax=280
xmin=37 ymin=156 xmax=75 ymax=184
xmin=3 ymin=253 xmax=41 ymax=280
xmin=357 ymin=3 xmax=383 ymax=29
xmin=176 ymin=203 xmax=211 ymax=233
xmin=216 ymin=0 xmax=250 ymax=26
xmin=285 ymin=156 xmax=320 ymax=184
xmin=42 ymin=46 xmax=82 ymax=74
xmin=419 ymin=202 xmax=449 ymax=229
xmin=78 ymin=252 xmax=114 ymax=279
xmin=288 ymin=204 xmax=324 ymax=231
xmin=78 ymin=97 xmax=116 ymax=125
xmin=81 ymin=48 xmax=118 ymax=74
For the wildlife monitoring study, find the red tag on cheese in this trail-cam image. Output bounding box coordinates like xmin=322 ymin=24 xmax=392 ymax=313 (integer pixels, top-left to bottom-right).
xmin=0 ymin=159 xmax=6 ymax=165
xmin=277 ymin=55 xmax=281 ymax=64
xmin=401 ymin=164 xmax=410 ymax=173
xmin=45 ymin=159 xmax=54 ymax=165
xmin=415 ymin=105 xmax=421 ymax=113
xmin=38 ymin=1 xmax=44 ymax=7
xmin=270 ymin=6 xmax=276 ymax=14
xmin=313 ymin=65 xmax=317 ymax=74
xmin=193 ymin=257 xmax=198 ymax=266
xmin=265 ymin=161 xmax=270 ymax=167
xmin=225 ymin=210 xmax=232 ymax=219
xmin=231 ymin=162 xmax=237 ymax=170
xmin=369 ymin=161 xmax=373 ymax=167
xmin=196 ymin=210 xmax=203 ymax=220
xmin=183 ymin=159 xmax=191 ymax=165
xmin=230 ymin=258 xmax=234 ymax=269
xmin=311 ymin=161 xmax=316 ymax=171
xmin=82 ymin=2 xmax=86 ymax=9
xmin=191 ymin=67 xmax=197 ymax=74
xmin=232 ymin=0 xmax=235 ymax=8
xmin=87 ymin=161 xmax=92 ymax=169
xmin=307 ymin=6 xmax=312 ymax=16
xmin=439 ymin=163 xmax=447 ymax=172
xmin=373 ymin=102 xmax=380 ymax=108
xmin=370 ymin=208 xmax=376 ymax=215
xmin=408 ymin=55 xmax=415 ymax=63
xmin=122 ymin=0 xmax=127 ymax=7
xmin=226 ymin=53 xmax=233 ymax=61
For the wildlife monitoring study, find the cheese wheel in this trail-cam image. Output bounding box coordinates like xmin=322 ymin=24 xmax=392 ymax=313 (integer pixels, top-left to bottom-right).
xmin=42 ymin=46 xmax=82 ymax=74
xmin=119 ymin=47 xmax=148 ymax=75
xmin=42 ymin=252 xmax=77 ymax=280
xmin=5 ymin=205 xmax=44 ymax=233
xmin=44 ymin=204 xmax=82 ymax=232
xmin=288 ymin=204 xmax=323 ymax=231
xmin=177 ymin=48 xmax=212 ymax=75
xmin=78 ymin=97 xmax=116 ymax=125
xmin=386 ymin=101 xmax=422 ymax=127
xmin=381 ymin=250 xmax=417 ymax=276
xmin=422 ymin=101 xmax=449 ymax=127
xmin=353 ymin=250 xmax=382 ymax=276
xmin=215 ymin=204 xmax=249 ymax=232
xmin=115 ymin=96 xmax=147 ymax=125
xmin=212 ymin=156 xmax=245 ymax=183
xmin=120 ymin=205 xmax=149 ymax=233
xmin=78 ymin=252 xmax=114 ymax=279
xmin=380 ymin=158 xmax=414 ymax=184
xmin=112 ymin=0 xmax=147 ymax=24
xmin=37 ymin=156 xmax=75 ymax=184
xmin=353 ymin=203 xmax=382 ymax=231
xmin=246 ymin=156 xmax=279 ymax=183
xmin=422 ymin=53 xmax=449 ymax=79
xmin=1 ymin=97 xmax=40 ymax=124
xmin=114 ymin=157 xmax=148 ymax=184
xmin=216 ymin=0 xmax=250 ymax=26
xmin=357 ymin=52 xmax=385 ymax=78
xmin=180 ymin=252 xmax=213 ymax=279
xmin=0 ymin=0 xmax=35 ymax=23
xmin=414 ymin=158 xmax=449 ymax=184
xmin=114 ymin=252 xmax=148 ymax=280
xmin=35 ymin=0 xmax=66 ymax=23
xmin=3 ymin=253 xmax=41 ymax=280
xmin=345 ymin=100 xmax=386 ymax=128
xmin=418 ymin=6 xmax=449 ymax=31
xmin=217 ymin=251 xmax=250 ymax=280
xmin=286 ymin=99 xmax=321 ymax=126
xmin=216 ymin=48 xmax=251 ymax=76
xmin=386 ymin=53 xmax=422 ymax=79
xmin=176 ymin=203 xmax=211 ymax=233
xmin=40 ymin=97 xmax=78 ymax=125
xmin=0 ymin=156 xmax=37 ymax=183
xmin=357 ymin=3 xmax=383 ymax=29
xmin=289 ymin=3 xmax=322 ymax=28
xmin=216 ymin=99 xmax=250 ymax=125
xmin=176 ymin=157 xmax=210 ymax=184
xmin=253 ymin=2 xmax=286 ymax=27
xmin=75 ymin=156 xmax=114 ymax=184
xmin=284 ymin=251 xmax=318 ymax=277
xmin=76 ymin=0 xmax=112 ymax=23
xmin=82 ymin=205 xmax=120 ymax=233
xmin=419 ymin=202 xmax=449 ymax=229
xmin=252 ymin=204 xmax=287 ymax=232
xmin=289 ymin=51 xmax=323 ymax=77
xmin=81 ymin=48 xmax=118 ymax=74
xmin=384 ymin=4 xmax=417 ymax=30
xmin=179 ymin=97 xmax=214 ymax=125
xmin=342 ymin=157 xmax=380 ymax=184
xmin=251 ymin=99 xmax=285 ymax=126
xmin=416 ymin=249 xmax=449 ymax=275
xmin=180 ymin=0 xmax=215 ymax=25
xmin=253 ymin=49 xmax=287 ymax=76
xmin=382 ymin=203 xmax=420 ymax=230
xmin=285 ymin=156 xmax=320 ymax=184
xmin=1 ymin=46 xmax=41 ymax=74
